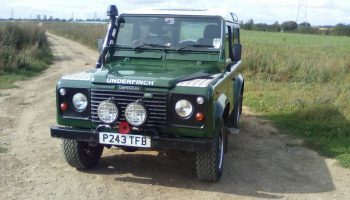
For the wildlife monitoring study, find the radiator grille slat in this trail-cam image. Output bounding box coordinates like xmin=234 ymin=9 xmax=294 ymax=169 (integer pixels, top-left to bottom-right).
xmin=91 ymin=89 xmax=168 ymax=127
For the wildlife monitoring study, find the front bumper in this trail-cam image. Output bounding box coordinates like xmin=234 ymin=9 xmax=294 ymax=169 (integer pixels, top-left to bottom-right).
xmin=50 ymin=126 xmax=213 ymax=152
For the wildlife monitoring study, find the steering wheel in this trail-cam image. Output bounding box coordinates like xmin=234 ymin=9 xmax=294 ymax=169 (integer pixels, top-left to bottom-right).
xmin=178 ymin=39 xmax=197 ymax=47
xmin=131 ymin=39 xmax=145 ymax=47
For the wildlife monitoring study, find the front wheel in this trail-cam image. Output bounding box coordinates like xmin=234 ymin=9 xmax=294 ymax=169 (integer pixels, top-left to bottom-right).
xmin=195 ymin=120 xmax=225 ymax=182
xmin=62 ymin=139 xmax=103 ymax=170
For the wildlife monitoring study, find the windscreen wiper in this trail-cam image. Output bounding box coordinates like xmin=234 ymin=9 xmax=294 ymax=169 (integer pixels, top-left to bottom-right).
xmin=133 ymin=43 xmax=169 ymax=50
xmin=176 ymin=44 xmax=214 ymax=51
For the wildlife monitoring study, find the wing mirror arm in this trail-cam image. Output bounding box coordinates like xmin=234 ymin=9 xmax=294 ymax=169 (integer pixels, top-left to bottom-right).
xmin=96 ymin=5 xmax=118 ymax=69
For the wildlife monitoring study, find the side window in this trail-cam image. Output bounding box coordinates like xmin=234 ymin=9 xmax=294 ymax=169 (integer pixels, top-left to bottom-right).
xmin=225 ymin=25 xmax=234 ymax=61
xmin=232 ymin=27 xmax=242 ymax=61
xmin=225 ymin=26 xmax=230 ymax=59
xmin=233 ymin=28 xmax=240 ymax=44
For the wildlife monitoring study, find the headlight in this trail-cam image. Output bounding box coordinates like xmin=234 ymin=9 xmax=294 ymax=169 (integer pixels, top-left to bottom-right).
xmin=125 ymin=102 xmax=147 ymax=126
xmin=72 ymin=93 xmax=88 ymax=112
xmin=97 ymin=100 xmax=118 ymax=124
xmin=175 ymin=99 xmax=193 ymax=118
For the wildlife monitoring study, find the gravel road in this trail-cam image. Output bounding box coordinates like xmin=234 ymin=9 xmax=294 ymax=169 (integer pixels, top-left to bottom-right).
xmin=0 ymin=33 xmax=349 ymax=200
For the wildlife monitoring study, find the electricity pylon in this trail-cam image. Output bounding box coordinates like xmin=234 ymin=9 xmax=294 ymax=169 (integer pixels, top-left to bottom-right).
xmin=296 ymin=0 xmax=308 ymax=24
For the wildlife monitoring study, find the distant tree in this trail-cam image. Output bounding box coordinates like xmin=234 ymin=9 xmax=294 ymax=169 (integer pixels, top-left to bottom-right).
xmin=333 ymin=24 xmax=350 ymax=36
xmin=297 ymin=22 xmax=315 ymax=34
xmin=253 ymin=23 xmax=268 ymax=31
xmin=281 ymin=21 xmax=298 ymax=31
xmin=299 ymin=22 xmax=311 ymax=27
xmin=269 ymin=21 xmax=281 ymax=32
xmin=243 ymin=19 xmax=254 ymax=30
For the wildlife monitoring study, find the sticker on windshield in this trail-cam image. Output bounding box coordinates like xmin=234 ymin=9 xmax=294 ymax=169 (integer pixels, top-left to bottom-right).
xmin=213 ymin=38 xmax=221 ymax=48
xmin=165 ymin=18 xmax=174 ymax=24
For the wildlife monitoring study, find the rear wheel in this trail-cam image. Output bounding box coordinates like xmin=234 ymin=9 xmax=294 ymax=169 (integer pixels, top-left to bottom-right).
xmin=195 ymin=120 xmax=225 ymax=182
xmin=62 ymin=139 xmax=103 ymax=169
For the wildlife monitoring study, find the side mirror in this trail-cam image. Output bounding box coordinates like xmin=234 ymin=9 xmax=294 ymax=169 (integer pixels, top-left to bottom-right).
xmin=107 ymin=5 xmax=118 ymax=17
xmin=97 ymin=39 xmax=104 ymax=53
xmin=233 ymin=44 xmax=242 ymax=62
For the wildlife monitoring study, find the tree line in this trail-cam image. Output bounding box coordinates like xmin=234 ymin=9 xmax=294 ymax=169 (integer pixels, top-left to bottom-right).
xmin=240 ymin=20 xmax=350 ymax=37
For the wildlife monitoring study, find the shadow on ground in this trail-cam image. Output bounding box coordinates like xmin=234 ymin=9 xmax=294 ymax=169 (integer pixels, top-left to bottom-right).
xmin=83 ymin=114 xmax=335 ymax=199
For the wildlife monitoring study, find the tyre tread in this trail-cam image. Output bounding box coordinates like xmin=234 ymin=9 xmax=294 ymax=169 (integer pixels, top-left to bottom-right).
xmin=62 ymin=139 xmax=103 ymax=169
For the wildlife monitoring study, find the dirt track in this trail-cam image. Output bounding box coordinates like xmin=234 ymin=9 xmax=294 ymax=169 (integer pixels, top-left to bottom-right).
xmin=0 ymin=33 xmax=349 ymax=200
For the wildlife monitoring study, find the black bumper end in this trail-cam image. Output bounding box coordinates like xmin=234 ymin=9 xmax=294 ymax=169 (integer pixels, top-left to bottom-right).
xmin=50 ymin=126 xmax=213 ymax=152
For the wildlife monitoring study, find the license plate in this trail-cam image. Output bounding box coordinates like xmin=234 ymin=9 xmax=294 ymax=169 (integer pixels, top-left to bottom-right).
xmin=99 ymin=132 xmax=151 ymax=148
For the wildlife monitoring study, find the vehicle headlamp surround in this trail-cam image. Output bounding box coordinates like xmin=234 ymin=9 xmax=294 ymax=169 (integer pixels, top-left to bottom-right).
xmin=175 ymin=99 xmax=193 ymax=118
xmin=72 ymin=93 xmax=88 ymax=112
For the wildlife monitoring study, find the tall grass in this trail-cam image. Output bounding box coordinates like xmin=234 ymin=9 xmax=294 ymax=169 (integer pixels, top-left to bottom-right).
xmin=45 ymin=23 xmax=350 ymax=167
xmin=241 ymin=30 xmax=350 ymax=167
xmin=45 ymin=22 xmax=106 ymax=49
xmin=0 ymin=22 xmax=52 ymax=89
xmin=242 ymin=31 xmax=350 ymax=83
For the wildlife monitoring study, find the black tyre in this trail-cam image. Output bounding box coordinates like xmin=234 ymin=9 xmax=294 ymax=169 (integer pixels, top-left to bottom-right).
xmin=195 ymin=120 xmax=225 ymax=182
xmin=232 ymin=92 xmax=243 ymax=128
xmin=62 ymin=139 xmax=104 ymax=170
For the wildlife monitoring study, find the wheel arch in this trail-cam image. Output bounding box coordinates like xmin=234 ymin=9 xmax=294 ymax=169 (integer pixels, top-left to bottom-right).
xmin=234 ymin=74 xmax=244 ymax=107
xmin=215 ymin=94 xmax=230 ymax=127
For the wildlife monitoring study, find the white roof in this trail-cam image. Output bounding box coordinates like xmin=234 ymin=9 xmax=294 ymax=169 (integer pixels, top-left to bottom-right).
xmin=121 ymin=8 xmax=237 ymax=22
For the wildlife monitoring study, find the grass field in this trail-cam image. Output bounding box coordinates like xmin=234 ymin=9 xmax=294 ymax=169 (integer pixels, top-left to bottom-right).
xmin=241 ymin=31 xmax=350 ymax=167
xmin=0 ymin=22 xmax=52 ymax=89
xmin=44 ymin=22 xmax=106 ymax=49
xmin=45 ymin=23 xmax=350 ymax=167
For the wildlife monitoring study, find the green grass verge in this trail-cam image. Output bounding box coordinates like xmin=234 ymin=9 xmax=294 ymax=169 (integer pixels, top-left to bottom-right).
xmin=0 ymin=69 xmax=49 ymax=89
xmin=0 ymin=22 xmax=52 ymax=89
xmin=0 ymin=146 xmax=8 ymax=153
xmin=245 ymin=80 xmax=350 ymax=167
xmin=241 ymin=30 xmax=350 ymax=167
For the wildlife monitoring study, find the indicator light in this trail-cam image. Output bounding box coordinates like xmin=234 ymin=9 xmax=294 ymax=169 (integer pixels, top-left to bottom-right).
xmin=196 ymin=112 xmax=204 ymax=121
xmin=60 ymin=103 xmax=68 ymax=111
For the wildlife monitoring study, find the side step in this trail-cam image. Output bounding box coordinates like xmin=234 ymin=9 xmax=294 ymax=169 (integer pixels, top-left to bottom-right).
xmin=226 ymin=127 xmax=240 ymax=135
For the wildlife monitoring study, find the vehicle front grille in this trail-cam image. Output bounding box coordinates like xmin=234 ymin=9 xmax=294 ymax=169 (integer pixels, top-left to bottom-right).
xmin=91 ymin=88 xmax=168 ymax=127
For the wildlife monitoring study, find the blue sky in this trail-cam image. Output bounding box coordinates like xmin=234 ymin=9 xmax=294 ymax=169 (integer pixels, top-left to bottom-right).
xmin=0 ymin=0 xmax=349 ymax=25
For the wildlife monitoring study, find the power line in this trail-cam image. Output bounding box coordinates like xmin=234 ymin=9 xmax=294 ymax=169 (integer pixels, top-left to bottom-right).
xmin=296 ymin=0 xmax=308 ymax=23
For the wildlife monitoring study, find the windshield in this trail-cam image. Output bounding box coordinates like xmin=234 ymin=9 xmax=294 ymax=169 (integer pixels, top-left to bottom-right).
xmin=116 ymin=15 xmax=222 ymax=50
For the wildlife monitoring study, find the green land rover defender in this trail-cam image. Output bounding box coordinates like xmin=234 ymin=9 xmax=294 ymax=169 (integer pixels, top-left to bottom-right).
xmin=50 ymin=5 xmax=244 ymax=182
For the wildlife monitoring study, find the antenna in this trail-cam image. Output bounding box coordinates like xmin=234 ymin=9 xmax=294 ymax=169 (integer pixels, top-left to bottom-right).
xmin=296 ymin=0 xmax=308 ymax=24
xmin=94 ymin=12 xmax=97 ymax=20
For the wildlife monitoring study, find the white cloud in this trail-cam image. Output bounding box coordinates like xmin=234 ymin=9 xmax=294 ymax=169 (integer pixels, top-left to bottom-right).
xmin=0 ymin=0 xmax=349 ymax=25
